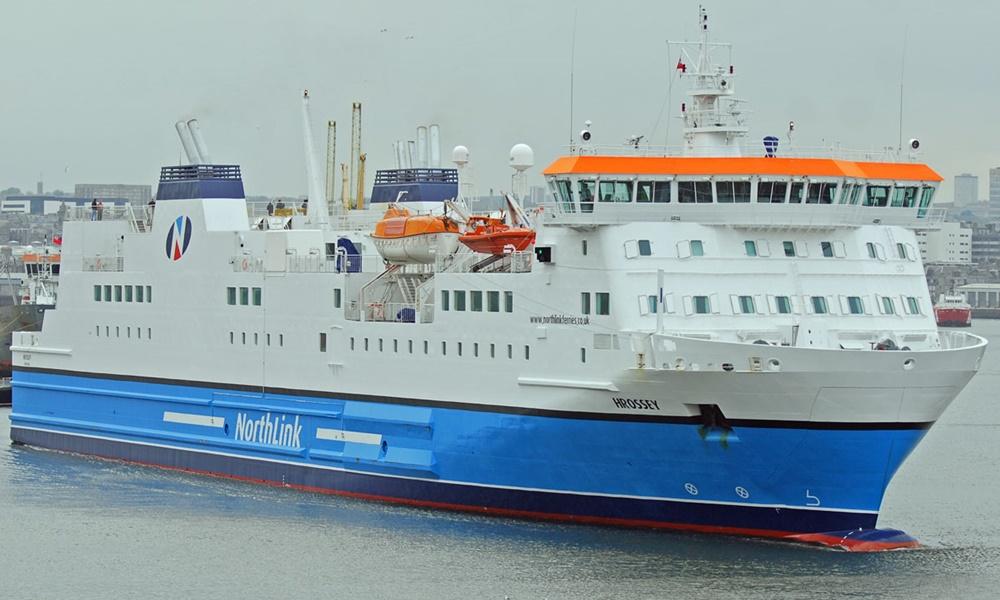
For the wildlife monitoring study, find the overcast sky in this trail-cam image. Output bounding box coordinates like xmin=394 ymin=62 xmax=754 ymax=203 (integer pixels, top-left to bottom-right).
xmin=1 ymin=0 xmax=996 ymax=201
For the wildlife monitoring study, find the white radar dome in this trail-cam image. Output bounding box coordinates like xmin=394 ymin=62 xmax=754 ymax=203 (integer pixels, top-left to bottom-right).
xmin=509 ymin=143 xmax=534 ymax=172
xmin=452 ymin=145 xmax=470 ymax=166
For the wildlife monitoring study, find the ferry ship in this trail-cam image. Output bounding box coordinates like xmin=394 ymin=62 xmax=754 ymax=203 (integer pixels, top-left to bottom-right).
xmin=8 ymin=10 xmax=987 ymax=551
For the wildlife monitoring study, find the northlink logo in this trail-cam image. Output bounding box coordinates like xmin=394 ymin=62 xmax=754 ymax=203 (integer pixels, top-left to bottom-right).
xmin=234 ymin=412 xmax=303 ymax=448
xmin=165 ymin=216 xmax=192 ymax=261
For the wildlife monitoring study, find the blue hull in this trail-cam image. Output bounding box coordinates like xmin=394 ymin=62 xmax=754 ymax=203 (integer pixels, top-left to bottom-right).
xmin=9 ymin=369 xmax=929 ymax=546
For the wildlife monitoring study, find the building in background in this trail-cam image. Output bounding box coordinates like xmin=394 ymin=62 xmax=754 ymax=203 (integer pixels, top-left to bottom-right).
xmin=954 ymin=173 xmax=979 ymax=207
xmin=916 ymin=222 xmax=972 ymax=264
xmin=74 ymin=183 xmax=151 ymax=205
xmin=990 ymin=167 xmax=1000 ymax=205
xmin=971 ymin=222 xmax=1000 ymax=263
xmin=1 ymin=195 xmax=129 ymax=215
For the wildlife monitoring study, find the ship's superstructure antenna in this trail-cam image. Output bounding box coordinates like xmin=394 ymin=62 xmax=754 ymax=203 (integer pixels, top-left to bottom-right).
xmin=668 ymin=6 xmax=748 ymax=157
xmin=300 ymin=90 xmax=329 ymax=224
xmin=325 ymin=120 xmax=337 ymax=217
xmin=349 ymin=102 xmax=362 ymax=209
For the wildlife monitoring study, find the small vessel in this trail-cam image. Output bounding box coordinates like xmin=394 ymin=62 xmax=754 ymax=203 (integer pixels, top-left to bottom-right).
xmin=934 ymin=294 xmax=972 ymax=327
xmin=370 ymin=205 xmax=460 ymax=264
xmin=459 ymin=216 xmax=536 ymax=255
xmin=0 ymin=247 xmax=59 ymax=382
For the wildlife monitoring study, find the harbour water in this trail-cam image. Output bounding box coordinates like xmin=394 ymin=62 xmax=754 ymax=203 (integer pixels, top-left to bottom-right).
xmin=3 ymin=325 xmax=1000 ymax=599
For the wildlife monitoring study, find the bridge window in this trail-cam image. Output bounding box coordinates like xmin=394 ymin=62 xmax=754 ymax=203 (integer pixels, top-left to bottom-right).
xmin=598 ymin=181 xmax=633 ymax=203
xmin=838 ymin=183 xmax=854 ymax=204
xmin=504 ymin=291 xmax=513 ymax=312
xmin=821 ymin=242 xmax=834 ymax=257
xmin=638 ymin=240 xmax=652 ymax=256
xmin=806 ymin=182 xmax=837 ymax=204
xmin=906 ymin=296 xmax=920 ymax=315
xmin=880 ymin=296 xmax=896 ymax=315
xmin=487 ymin=291 xmax=500 ymax=312
xmin=555 ymin=179 xmax=574 ymax=211
xmin=471 ymin=290 xmax=483 ymax=312
xmin=919 ymin=186 xmax=935 ymax=208
xmin=757 ymin=181 xmax=787 ymax=203
xmin=578 ymin=180 xmax=596 ymax=213
xmin=716 ymin=181 xmax=751 ymax=203
xmin=596 ymin=292 xmax=610 ymax=315
xmin=865 ymin=185 xmax=890 ymax=207
xmin=892 ymin=186 xmax=920 ymax=208
xmin=690 ymin=240 xmax=704 ymax=256
xmin=775 ymin=296 xmax=792 ymax=314
xmin=637 ymin=181 xmax=671 ymax=203
xmin=693 ymin=295 xmax=711 ymax=314
xmin=789 ymin=182 xmax=805 ymax=203
xmin=678 ymin=181 xmax=712 ymax=203
xmin=744 ymin=240 xmax=757 ymax=256
xmin=847 ymin=296 xmax=864 ymax=314
xmin=783 ymin=241 xmax=796 ymax=257
xmin=737 ymin=295 xmax=755 ymax=314
xmin=811 ymin=296 xmax=829 ymax=314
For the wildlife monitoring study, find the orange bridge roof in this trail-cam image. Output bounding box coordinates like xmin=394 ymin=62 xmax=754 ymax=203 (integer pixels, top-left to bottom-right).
xmin=542 ymin=156 xmax=942 ymax=182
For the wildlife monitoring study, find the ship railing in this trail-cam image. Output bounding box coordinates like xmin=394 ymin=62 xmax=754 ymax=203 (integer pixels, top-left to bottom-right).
xmin=82 ymin=255 xmax=124 ymax=272
xmin=937 ymin=329 xmax=988 ymax=351
xmin=364 ymin=301 xmax=420 ymax=323
xmin=438 ymin=250 xmax=533 ymax=273
xmin=245 ymin=205 xmax=382 ymax=231
xmin=537 ymin=202 xmax=946 ymax=230
xmin=565 ymin=144 xmax=914 ymax=162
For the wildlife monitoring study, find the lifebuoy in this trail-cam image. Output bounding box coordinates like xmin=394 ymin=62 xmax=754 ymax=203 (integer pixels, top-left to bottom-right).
xmin=94 ymin=258 xmax=103 ymax=270
xmin=241 ymin=258 xmax=249 ymax=271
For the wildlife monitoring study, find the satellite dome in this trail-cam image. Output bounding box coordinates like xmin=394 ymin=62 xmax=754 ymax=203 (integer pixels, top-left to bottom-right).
xmin=509 ymin=143 xmax=534 ymax=172
xmin=452 ymin=145 xmax=470 ymax=166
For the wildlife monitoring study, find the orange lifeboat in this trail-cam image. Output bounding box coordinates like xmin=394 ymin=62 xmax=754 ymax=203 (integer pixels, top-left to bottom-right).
xmin=371 ymin=206 xmax=461 ymax=264
xmin=459 ymin=216 xmax=536 ymax=255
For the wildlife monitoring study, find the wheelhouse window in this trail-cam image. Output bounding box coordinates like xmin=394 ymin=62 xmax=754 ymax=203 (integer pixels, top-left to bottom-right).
xmin=892 ymin=186 xmax=919 ymax=208
xmin=757 ymin=181 xmax=787 ymax=203
xmin=598 ymin=181 xmax=633 ymax=203
xmin=838 ymin=183 xmax=854 ymax=204
xmin=637 ymin=181 xmax=670 ymax=203
xmin=811 ymin=296 xmax=829 ymax=314
xmin=847 ymin=296 xmax=864 ymax=314
xmin=716 ymin=181 xmax=751 ymax=203
xmin=578 ymin=180 xmax=596 ymax=213
xmin=865 ymin=185 xmax=890 ymax=207
xmin=789 ymin=182 xmax=805 ymax=204
xmin=678 ymin=181 xmax=713 ymax=203
xmin=805 ymin=182 xmax=837 ymax=204
xmin=555 ymin=179 xmax=575 ymax=212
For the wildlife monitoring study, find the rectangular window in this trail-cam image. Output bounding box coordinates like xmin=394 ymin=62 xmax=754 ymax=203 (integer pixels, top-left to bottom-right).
xmin=636 ymin=181 xmax=653 ymax=203
xmin=408 ymin=339 xmax=413 ymax=353
xmin=393 ymin=339 xmax=399 ymax=353
xmin=789 ymin=182 xmax=805 ymax=203
xmin=507 ymin=344 xmax=513 ymax=359
xmin=471 ymin=290 xmax=483 ymax=312
xmin=114 ymin=285 xmax=122 ymax=302
xmin=595 ymin=292 xmax=610 ymax=315
xmin=811 ymin=296 xmax=829 ymax=314
xmin=227 ymin=287 xmax=237 ymax=305
xmin=848 ymin=296 xmax=864 ymax=314
xmin=490 ymin=343 xmax=496 ymax=358
xmin=267 ymin=333 xmax=272 ymax=346
xmin=646 ymin=295 xmax=659 ymax=314
xmin=454 ymin=290 xmax=466 ymax=311
xmin=239 ymin=287 xmax=249 ymax=305
xmin=693 ymin=295 xmax=711 ymax=314
xmin=487 ymin=291 xmax=500 ymax=312
xmin=148 ymin=327 xmax=152 ymax=339
xmin=639 ymin=181 xmax=670 ymax=203
xmin=783 ymin=241 xmax=796 ymax=257
xmin=457 ymin=342 xmax=463 ymax=356
xmin=333 ymin=288 xmax=342 ymax=308
xmin=582 ymin=240 xmax=588 ymax=255
xmin=127 ymin=327 xmax=131 ymax=338
xmin=677 ymin=181 xmax=713 ymax=203
xmin=252 ymin=287 xmax=262 ymax=306
xmin=504 ymin=291 xmax=513 ymax=313
xmin=379 ymin=338 xmax=384 ymax=352
xmin=716 ymin=181 xmax=751 ymax=203
xmin=775 ymin=296 xmax=792 ymax=314
xmin=744 ymin=240 xmax=757 ymax=257
xmin=441 ymin=341 xmax=447 ymax=356
xmin=136 ymin=285 xmax=144 ymax=302
xmin=104 ymin=285 xmax=112 ymax=301
xmin=93 ymin=285 xmax=101 ymax=301
xmin=230 ymin=331 xmax=234 ymax=344
xmin=821 ymin=242 xmax=834 ymax=257
xmin=690 ymin=240 xmax=704 ymax=256
xmin=581 ymin=292 xmax=591 ymax=315
xmin=637 ymin=240 xmax=652 ymax=256
xmin=473 ymin=342 xmax=479 ymax=357
xmin=524 ymin=345 xmax=530 ymax=360
xmin=738 ymin=295 xmax=755 ymax=314
xmin=757 ymin=181 xmax=788 ymax=203
xmin=241 ymin=332 xmax=246 ymax=344
xmin=806 ymin=182 xmax=837 ymax=204
xmin=866 ymin=185 xmax=890 ymax=207
xmin=441 ymin=290 xmax=450 ymax=311
xmin=896 ymin=243 xmax=907 ymax=260
xmin=906 ymin=296 xmax=920 ymax=315
xmin=578 ymin=180 xmax=596 ymax=212
xmin=598 ymin=180 xmax=633 ymax=203
xmin=867 ymin=242 xmax=878 ymax=259
xmin=279 ymin=333 xmax=283 ymax=347
xmin=424 ymin=340 xmax=429 ymax=354
xmin=146 ymin=286 xmax=152 ymax=303
xmin=881 ymin=296 xmax=895 ymax=315
xmin=125 ymin=286 xmax=133 ymax=302
xmin=581 ymin=347 xmax=587 ymax=363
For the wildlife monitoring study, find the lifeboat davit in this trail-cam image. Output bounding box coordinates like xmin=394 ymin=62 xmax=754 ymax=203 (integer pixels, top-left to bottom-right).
xmin=459 ymin=216 xmax=536 ymax=255
xmin=371 ymin=206 xmax=460 ymax=264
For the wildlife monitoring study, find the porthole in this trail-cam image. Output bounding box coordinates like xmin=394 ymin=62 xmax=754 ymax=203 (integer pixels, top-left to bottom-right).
xmin=768 ymin=358 xmax=781 ymax=371
xmin=903 ymin=358 xmax=915 ymax=371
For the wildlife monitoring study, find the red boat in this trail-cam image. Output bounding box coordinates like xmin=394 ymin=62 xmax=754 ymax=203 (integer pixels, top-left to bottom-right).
xmin=459 ymin=216 xmax=536 ymax=255
xmin=934 ymin=294 xmax=972 ymax=327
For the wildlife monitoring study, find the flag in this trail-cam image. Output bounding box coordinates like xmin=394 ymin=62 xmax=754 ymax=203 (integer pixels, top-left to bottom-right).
xmin=676 ymin=58 xmax=686 ymax=72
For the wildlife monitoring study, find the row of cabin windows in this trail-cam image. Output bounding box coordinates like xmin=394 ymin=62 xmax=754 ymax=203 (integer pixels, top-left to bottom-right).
xmin=95 ymin=325 xmax=152 ymax=339
xmin=581 ymin=292 xmax=611 ymax=315
xmin=93 ymin=284 xmax=152 ymax=303
xmin=226 ymin=286 xmax=262 ymax=306
xmin=229 ymin=331 xmax=284 ymax=346
xmin=555 ymin=179 xmax=935 ymax=209
xmin=626 ymin=239 xmax=914 ymax=261
xmin=441 ymin=290 xmax=514 ymax=313
xmin=640 ymin=293 xmax=921 ymax=316
xmin=348 ymin=336 xmax=530 ymax=360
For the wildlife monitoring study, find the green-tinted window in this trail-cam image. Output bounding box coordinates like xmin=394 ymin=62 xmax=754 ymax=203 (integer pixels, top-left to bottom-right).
xmin=93 ymin=285 xmax=101 ymax=301
xmin=811 ymin=296 xmax=828 ymax=314
xmin=227 ymin=287 xmax=236 ymax=305
xmin=775 ymin=296 xmax=792 ymax=314
xmin=821 ymin=242 xmax=834 ymax=257
xmin=848 ymin=296 xmax=864 ymax=314
xmin=441 ymin=290 xmax=450 ymax=311
xmin=504 ymin=291 xmax=513 ymax=313
xmin=693 ymin=296 xmax=711 ymax=314
xmin=783 ymin=241 xmax=796 ymax=257
xmin=252 ymin=287 xmax=262 ymax=306
xmin=146 ymin=286 xmax=152 ymax=303
xmin=907 ymin=297 xmax=920 ymax=314
xmin=738 ymin=295 xmax=755 ymax=314
xmin=487 ymin=291 xmax=500 ymax=312
xmin=103 ymin=285 xmax=112 ymax=301
xmin=881 ymin=296 xmax=895 ymax=315
xmin=471 ymin=291 xmax=483 ymax=312
xmin=454 ymin=290 xmax=466 ymax=311
xmin=136 ymin=285 xmax=144 ymax=302
xmin=125 ymin=286 xmax=133 ymax=302
xmin=690 ymin=240 xmax=704 ymax=256
xmin=744 ymin=241 xmax=757 ymax=257
xmin=334 ymin=288 xmax=342 ymax=308
xmin=581 ymin=292 xmax=591 ymax=315
xmin=239 ymin=287 xmax=249 ymax=305
xmin=114 ymin=285 xmax=122 ymax=302
xmin=596 ymin=292 xmax=610 ymax=315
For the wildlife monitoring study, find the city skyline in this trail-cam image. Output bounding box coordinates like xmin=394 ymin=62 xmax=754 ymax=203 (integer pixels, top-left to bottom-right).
xmin=1 ymin=0 xmax=998 ymax=200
